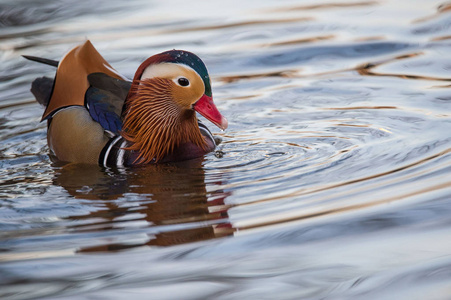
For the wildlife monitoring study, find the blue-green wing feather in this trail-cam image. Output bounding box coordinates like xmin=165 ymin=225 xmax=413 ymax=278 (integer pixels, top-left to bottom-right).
xmin=86 ymin=87 xmax=123 ymax=134
xmin=85 ymin=73 xmax=131 ymax=134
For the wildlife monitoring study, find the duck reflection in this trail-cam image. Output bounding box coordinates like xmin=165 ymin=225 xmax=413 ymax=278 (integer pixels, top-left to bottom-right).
xmin=52 ymin=158 xmax=234 ymax=251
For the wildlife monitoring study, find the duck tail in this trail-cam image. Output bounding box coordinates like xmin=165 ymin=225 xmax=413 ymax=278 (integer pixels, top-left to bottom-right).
xmin=30 ymin=76 xmax=53 ymax=107
xmin=22 ymin=55 xmax=59 ymax=67
xmin=23 ymin=55 xmax=58 ymax=107
xmin=31 ymin=77 xmax=54 ymax=107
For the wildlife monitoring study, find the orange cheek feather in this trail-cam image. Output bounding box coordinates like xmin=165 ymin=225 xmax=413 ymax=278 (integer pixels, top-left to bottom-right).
xmin=170 ymin=81 xmax=204 ymax=109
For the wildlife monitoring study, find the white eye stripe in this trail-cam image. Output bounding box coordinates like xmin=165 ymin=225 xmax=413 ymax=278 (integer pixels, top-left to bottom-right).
xmin=140 ymin=63 xmax=204 ymax=89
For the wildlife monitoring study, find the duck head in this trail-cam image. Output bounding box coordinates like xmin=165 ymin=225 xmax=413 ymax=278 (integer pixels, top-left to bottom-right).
xmin=122 ymin=50 xmax=227 ymax=164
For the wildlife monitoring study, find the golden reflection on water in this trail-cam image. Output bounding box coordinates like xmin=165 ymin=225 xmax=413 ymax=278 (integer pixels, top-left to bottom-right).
xmin=264 ymin=1 xmax=379 ymax=13
xmin=218 ymin=47 xmax=451 ymax=87
xmin=324 ymin=106 xmax=397 ymax=110
xmin=230 ymin=147 xmax=451 ymax=230
xmin=357 ymin=52 xmax=451 ymax=82
xmin=236 ymin=181 xmax=451 ymax=233
xmin=218 ymin=70 xmax=298 ymax=84
xmin=413 ymin=2 xmax=451 ymax=23
xmin=42 ymin=16 xmax=314 ymax=50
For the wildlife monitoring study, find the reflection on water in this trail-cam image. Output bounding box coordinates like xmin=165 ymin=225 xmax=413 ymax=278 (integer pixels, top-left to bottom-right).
xmin=55 ymin=160 xmax=233 ymax=251
xmin=1 ymin=0 xmax=451 ymax=299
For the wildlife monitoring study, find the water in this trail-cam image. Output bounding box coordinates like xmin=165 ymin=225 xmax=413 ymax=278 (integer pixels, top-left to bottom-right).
xmin=1 ymin=0 xmax=451 ymax=299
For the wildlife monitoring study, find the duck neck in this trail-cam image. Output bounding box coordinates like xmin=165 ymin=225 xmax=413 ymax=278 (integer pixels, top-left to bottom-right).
xmin=121 ymin=78 xmax=207 ymax=164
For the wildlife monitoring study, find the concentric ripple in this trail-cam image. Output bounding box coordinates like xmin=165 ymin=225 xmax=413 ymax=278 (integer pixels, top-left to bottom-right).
xmin=1 ymin=0 xmax=451 ymax=299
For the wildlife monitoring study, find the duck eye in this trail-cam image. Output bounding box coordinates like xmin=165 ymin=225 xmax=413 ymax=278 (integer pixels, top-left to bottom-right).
xmin=177 ymin=77 xmax=190 ymax=87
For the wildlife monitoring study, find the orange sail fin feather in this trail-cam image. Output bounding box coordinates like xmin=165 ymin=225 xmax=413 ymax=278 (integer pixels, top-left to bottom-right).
xmin=43 ymin=40 xmax=126 ymax=120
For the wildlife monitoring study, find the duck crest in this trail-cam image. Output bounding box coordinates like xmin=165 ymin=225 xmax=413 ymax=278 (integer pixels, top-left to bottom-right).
xmin=121 ymin=78 xmax=208 ymax=164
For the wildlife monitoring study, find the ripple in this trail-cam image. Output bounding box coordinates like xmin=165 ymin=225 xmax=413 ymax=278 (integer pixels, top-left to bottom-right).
xmin=357 ymin=51 xmax=451 ymax=81
xmin=1 ymin=0 xmax=451 ymax=299
xmin=266 ymin=1 xmax=379 ymax=12
xmin=0 ymin=0 xmax=133 ymax=28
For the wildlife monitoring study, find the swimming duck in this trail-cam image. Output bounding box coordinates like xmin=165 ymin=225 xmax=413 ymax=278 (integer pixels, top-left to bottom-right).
xmin=25 ymin=40 xmax=227 ymax=167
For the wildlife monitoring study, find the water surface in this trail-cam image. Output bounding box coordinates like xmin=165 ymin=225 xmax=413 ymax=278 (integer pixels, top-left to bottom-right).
xmin=1 ymin=0 xmax=451 ymax=299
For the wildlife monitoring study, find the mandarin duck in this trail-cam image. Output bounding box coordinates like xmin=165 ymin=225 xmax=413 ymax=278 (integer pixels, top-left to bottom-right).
xmin=25 ymin=40 xmax=227 ymax=167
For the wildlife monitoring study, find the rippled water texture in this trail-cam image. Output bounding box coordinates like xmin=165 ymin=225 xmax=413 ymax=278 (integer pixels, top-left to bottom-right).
xmin=1 ymin=0 xmax=451 ymax=299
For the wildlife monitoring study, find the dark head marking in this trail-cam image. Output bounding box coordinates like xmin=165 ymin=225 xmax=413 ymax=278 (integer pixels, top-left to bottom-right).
xmin=133 ymin=50 xmax=212 ymax=97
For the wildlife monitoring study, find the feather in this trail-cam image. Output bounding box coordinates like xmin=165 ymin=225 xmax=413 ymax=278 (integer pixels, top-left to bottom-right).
xmin=22 ymin=55 xmax=59 ymax=67
xmin=121 ymin=78 xmax=207 ymax=164
xmin=30 ymin=76 xmax=54 ymax=106
xmin=85 ymin=73 xmax=131 ymax=134
xmin=41 ymin=40 xmax=126 ymax=120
